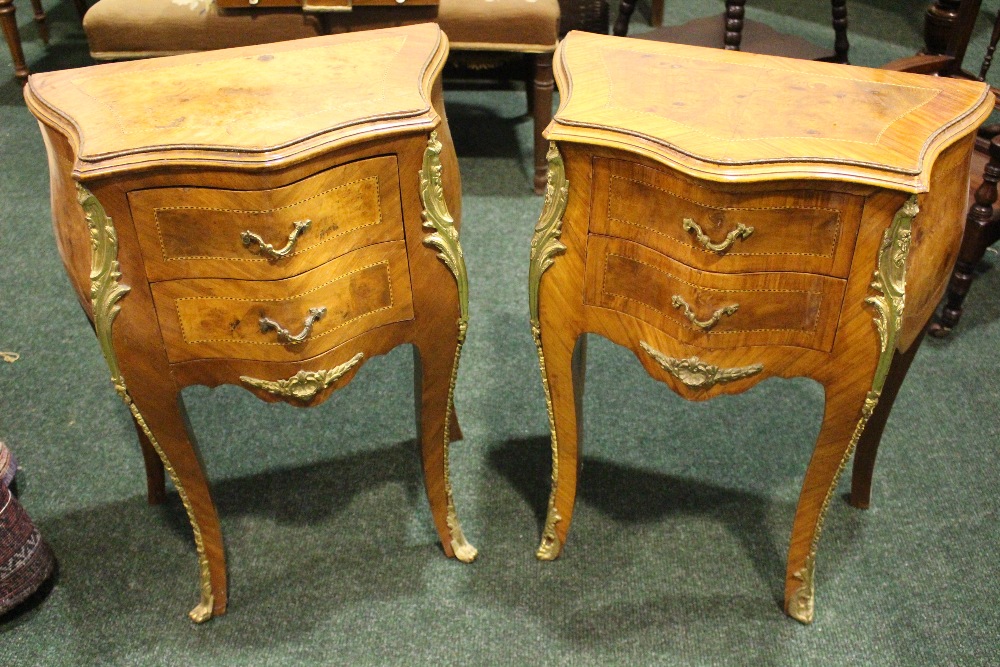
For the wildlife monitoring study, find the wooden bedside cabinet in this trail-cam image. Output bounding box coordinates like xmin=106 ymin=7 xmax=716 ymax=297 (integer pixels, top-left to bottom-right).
xmin=529 ymin=31 xmax=992 ymax=623
xmin=25 ymin=23 xmax=476 ymax=622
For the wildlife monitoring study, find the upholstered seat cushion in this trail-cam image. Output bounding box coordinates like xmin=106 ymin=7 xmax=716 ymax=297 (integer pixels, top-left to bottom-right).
xmin=84 ymin=0 xmax=560 ymax=60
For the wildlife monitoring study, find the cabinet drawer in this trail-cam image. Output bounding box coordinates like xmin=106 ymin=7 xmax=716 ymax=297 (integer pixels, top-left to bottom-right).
xmin=585 ymin=235 xmax=845 ymax=352
xmin=131 ymin=155 xmax=403 ymax=282
xmin=151 ymin=241 xmax=413 ymax=363
xmin=591 ymin=158 xmax=863 ymax=278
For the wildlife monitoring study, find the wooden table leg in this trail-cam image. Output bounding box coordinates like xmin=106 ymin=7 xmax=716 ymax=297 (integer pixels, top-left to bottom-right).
xmin=534 ymin=328 xmax=586 ymax=561
xmin=412 ymin=132 xmax=476 ymax=563
xmin=124 ymin=378 xmax=228 ymax=622
xmin=785 ymin=373 xmax=874 ymax=624
xmin=849 ymin=330 xmax=926 ymax=509
xmin=413 ymin=329 xmax=477 ymax=563
xmin=133 ymin=415 xmax=167 ymax=506
xmin=0 ymin=0 xmax=29 ymax=82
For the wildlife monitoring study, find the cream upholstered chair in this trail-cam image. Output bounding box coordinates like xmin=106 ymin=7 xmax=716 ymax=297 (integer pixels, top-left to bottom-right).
xmin=82 ymin=0 xmax=560 ymax=194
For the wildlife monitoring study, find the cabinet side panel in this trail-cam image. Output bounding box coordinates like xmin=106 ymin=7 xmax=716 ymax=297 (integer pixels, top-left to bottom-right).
xmin=38 ymin=123 xmax=92 ymax=318
xmin=902 ymin=133 xmax=976 ymax=350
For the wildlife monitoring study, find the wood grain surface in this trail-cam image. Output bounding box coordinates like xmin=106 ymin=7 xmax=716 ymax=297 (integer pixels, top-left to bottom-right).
xmin=548 ymin=31 xmax=992 ymax=190
xmin=27 ymin=24 xmax=473 ymax=622
xmin=532 ymin=33 xmax=988 ymax=625
xmin=24 ymin=24 xmax=448 ymax=177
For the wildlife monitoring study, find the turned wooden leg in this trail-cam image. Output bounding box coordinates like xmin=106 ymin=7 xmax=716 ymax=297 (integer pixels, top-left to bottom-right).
xmin=413 ymin=332 xmax=477 ymax=563
xmin=132 ymin=415 xmax=167 ymax=505
xmin=524 ymin=58 xmax=535 ymax=117
xmin=531 ymin=52 xmax=554 ymax=196
xmin=651 ymin=0 xmax=664 ymax=27
xmin=849 ymin=330 xmax=926 ymax=509
xmin=0 ymin=0 xmax=30 ymax=82
xmin=924 ymin=0 xmax=962 ymax=55
xmin=724 ymin=0 xmax=747 ymax=51
xmin=785 ymin=377 xmax=873 ymax=624
xmin=535 ymin=329 xmax=586 ymax=560
xmin=125 ymin=383 xmax=227 ymax=621
xmin=613 ymin=0 xmax=638 ymax=37
xmin=830 ymin=0 xmax=849 ymax=64
xmin=28 ymin=0 xmax=47 ymax=44
xmin=930 ymin=134 xmax=1000 ymax=337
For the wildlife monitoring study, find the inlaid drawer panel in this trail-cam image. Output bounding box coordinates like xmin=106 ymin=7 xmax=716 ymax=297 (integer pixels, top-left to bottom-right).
xmin=585 ymin=235 xmax=845 ymax=352
xmin=591 ymin=158 xmax=863 ymax=278
xmin=131 ymin=155 xmax=403 ymax=282
xmin=151 ymin=241 xmax=414 ymax=363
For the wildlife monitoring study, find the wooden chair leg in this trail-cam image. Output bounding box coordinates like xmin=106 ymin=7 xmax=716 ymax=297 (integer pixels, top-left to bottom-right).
xmin=924 ymin=0 xmax=963 ymax=56
xmin=650 ymin=0 xmax=664 ymax=26
xmin=724 ymin=0 xmax=746 ymax=51
xmin=28 ymin=0 xmax=47 ymax=44
xmin=613 ymin=0 xmax=638 ymax=37
xmin=0 ymin=0 xmax=30 ymax=82
xmin=531 ymin=51 xmax=554 ymax=195
xmin=930 ymin=134 xmax=1000 ymax=336
xmin=849 ymin=330 xmax=926 ymax=509
xmin=830 ymin=0 xmax=849 ymax=64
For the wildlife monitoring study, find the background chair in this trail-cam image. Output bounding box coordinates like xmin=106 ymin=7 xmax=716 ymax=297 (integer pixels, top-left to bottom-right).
xmin=613 ymin=0 xmax=849 ymax=63
xmin=1 ymin=0 xmax=87 ymax=82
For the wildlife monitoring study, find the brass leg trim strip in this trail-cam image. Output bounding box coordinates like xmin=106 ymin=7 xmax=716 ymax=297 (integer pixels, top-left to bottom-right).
xmin=420 ymin=132 xmax=477 ymax=563
xmin=79 ymin=184 xmax=215 ymax=623
xmin=528 ymin=144 xmax=570 ymax=560
xmin=787 ymin=195 xmax=917 ymax=624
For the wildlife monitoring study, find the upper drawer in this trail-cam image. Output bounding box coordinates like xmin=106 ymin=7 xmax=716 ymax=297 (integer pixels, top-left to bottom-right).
xmin=585 ymin=235 xmax=845 ymax=353
xmin=130 ymin=155 xmax=403 ymax=282
xmin=591 ymin=158 xmax=863 ymax=278
xmin=151 ymin=241 xmax=414 ymax=364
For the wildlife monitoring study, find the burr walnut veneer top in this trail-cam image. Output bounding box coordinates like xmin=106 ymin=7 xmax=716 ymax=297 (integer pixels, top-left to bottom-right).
xmin=24 ymin=24 xmax=447 ymax=176
xmin=549 ymin=31 xmax=993 ymax=191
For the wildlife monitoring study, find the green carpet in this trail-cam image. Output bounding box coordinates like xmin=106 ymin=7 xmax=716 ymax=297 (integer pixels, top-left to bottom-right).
xmin=2 ymin=1 xmax=999 ymax=665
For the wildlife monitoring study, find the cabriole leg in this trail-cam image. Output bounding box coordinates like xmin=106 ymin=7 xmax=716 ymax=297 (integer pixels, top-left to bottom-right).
xmin=786 ymin=379 xmax=875 ymax=624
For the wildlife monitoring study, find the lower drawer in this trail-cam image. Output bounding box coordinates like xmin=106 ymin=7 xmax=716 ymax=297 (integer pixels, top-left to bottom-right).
xmin=152 ymin=241 xmax=414 ymax=363
xmin=584 ymin=235 xmax=845 ymax=352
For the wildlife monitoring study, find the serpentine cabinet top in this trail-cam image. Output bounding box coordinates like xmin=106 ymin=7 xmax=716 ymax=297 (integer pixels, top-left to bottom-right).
xmin=23 ymin=23 xmax=448 ymax=177
xmin=548 ymin=31 xmax=993 ymax=191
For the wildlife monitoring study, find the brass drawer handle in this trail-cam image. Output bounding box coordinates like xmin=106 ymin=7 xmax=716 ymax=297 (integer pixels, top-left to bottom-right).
xmin=671 ymin=295 xmax=739 ymax=331
xmin=259 ymin=306 xmax=326 ymax=344
xmin=682 ymin=218 xmax=754 ymax=254
xmin=640 ymin=341 xmax=763 ymax=389
xmin=241 ymin=219 xmax=311 ymax=260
